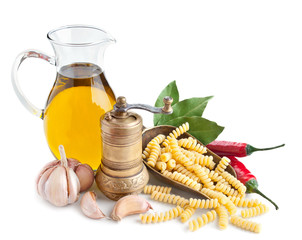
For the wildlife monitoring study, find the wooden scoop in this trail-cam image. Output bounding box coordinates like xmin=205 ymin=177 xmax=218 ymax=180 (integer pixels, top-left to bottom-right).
xmin=142 ymin=125 xmax=237 ymax=200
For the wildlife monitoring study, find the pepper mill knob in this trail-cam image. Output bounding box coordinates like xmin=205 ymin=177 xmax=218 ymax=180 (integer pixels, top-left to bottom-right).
xmin=116 ymin=96 xmax=127 ymax=108
xmin=162 ymin=96 xmax=173 ymax=113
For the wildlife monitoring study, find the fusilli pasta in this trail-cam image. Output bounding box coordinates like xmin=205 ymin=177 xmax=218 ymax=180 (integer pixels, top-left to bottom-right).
xmin=140 ymin=206 xmax=184 ymax=223
xmin=215 ymin=156 xmax=231 ymax=174
xmin=215 ymin=206 xmax=229 ymax=230
xmin=155 ymin=161 xmax=167 ymax=172
xmin=192 ymin=164 xmax=215 ymax=190
xmin=146 ymin=144 xmax=161 ymax=168
xmin=143 ymin=185 xmax=172 ymax=195
xmin=160 ymin=152 xmax=172 ymax=162
xmin=189 ymin=198 xmax=220 ymax=209
xmin=190 ymin=151 xmax=215 ymax=169
xmin=188 ymin=210 xmax=217 ymax=231
xmin=151 ymin=190 xmax=189 ymax=207
xmin=200 ymin=188 xmax=228 ymax=205
xmin=230 ymin=215 xmax=261 ymax=233
xmin=241 ymin=204 xmax=269 ymax=218
xmin=142 ymin=134 xmax=166 ymax=159
xmin=174 ymin=163 xmax=200 ymax=182
xmin=220 ymin=171 xmax=246 ymax=195
xmin=166 ymin=159 xmax=176 ymax=171
xmin=228 ymin=196 xmax=261 ymax=208
xmin=180 ymin=206 xmax=196 ymax=223
xmin=163 ymin=170 xmax=201 ymax=191
xmin=178 ymin=137 xmax=207 ymax=154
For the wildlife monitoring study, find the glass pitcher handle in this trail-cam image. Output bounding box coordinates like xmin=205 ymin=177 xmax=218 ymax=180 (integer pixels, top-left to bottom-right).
xmin=11 ymin=50 xmax=55 ymax=119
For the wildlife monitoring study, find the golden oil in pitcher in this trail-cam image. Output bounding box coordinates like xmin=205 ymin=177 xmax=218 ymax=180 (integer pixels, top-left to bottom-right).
xmin=43 ymin=63 xmax=116 ymax=170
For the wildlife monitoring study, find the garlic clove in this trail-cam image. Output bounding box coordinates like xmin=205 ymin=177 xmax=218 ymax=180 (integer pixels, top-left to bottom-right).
xmin=36 ymin=160 xmax=59 ymax=185
xmin=80 ymin=191 xmax=106 ymax=219
xmin=111 ymin=195 xmax=153 ymax=221
xmin=75 ymin=164 xmax=95 ymax=192
xmin=67 ymin=158 xmax=81 ymax=170
xmin=67 ymin=168 xmax=80 ymax=204
xmin=37 ymin=167 xmax=55 ymax=199
xmin=44 ymin=166 xmax=69 ymax=207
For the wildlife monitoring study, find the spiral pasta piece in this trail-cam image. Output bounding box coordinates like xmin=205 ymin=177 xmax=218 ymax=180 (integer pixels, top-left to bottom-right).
xmin=151 ymin=190 xmax=189 ymax=207
xmin=200 ymin=188 xmax=229 ymax=205
xmin=142 ymin=134 xmax=166 ymax=159
xmin=179 ymin=147 xmax=196 ymax=159
xmin=192 ymin=164 xmax=215 ymax=190
xmin=230 ymin=215 xmax=261 ymax=233
xmin=241 ymin=204 xmax=269 ymax=218
xmin=169 ymin=171 xmax=202 ymax=191
xmin=215 ymin=181 xmax=241 ymax=198
xmin=142 ymin=147 xmax=151 ymax=159
xmin=174 ymin=164 xmax=200 ymax=182
xmin=207 ymin=170 xmax=224 ymax=183
xmin=140 ymin=206 xmax=184 ymax=223
xmin=180 ymin=206 xmax=196 ymax=223
xmin=169 ymin=138 xmax=194 ymax=169
xmin=162 ymin=170 xmax=173 ymax=178
xmin=159 ymin=152 xmax=172 ymax=162
xmin=143 ymin=185 xmax=172 ymax=195
xmin=155 ymin=161 xmax=167 ymax=172
xmin=220 ymin=171 xmax=247 ymax=195
xmin=170 ymin=122 xmax=190 ymax=138
xmin=188 ymin=210 xmax=217 ymax=231
xmin=215 ymin=157 xmax=231 ymax=174
xmin=166 ymin=159 xmax=176 ymax=171
xmin=147 ymin=143 xmax=161 ymax=168
xmin=223 ymin=199 xmax=237 ymax=215
xmin=162 ymin=122 xmax=190 ymax=147
xmin=190 ymin=151 xmax=215 ymax=169
xmin=228 ymin=196 xmax=261 ymax=208
xmin=189 ymin=198 xmax=220 ymax=209
xmin=215 ymin=206 xmax=229 ymax=230
xmin=178 ymin=137 xmax=207 ymax=154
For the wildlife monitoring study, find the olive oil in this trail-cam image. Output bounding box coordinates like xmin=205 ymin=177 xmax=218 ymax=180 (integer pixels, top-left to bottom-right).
xmin=43 ymin=63 xmax=116 ymax=170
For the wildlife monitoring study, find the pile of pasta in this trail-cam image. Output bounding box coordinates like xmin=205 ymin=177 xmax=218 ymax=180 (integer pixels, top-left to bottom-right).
xmin=141 ymin=122 xmax=269 ymax=233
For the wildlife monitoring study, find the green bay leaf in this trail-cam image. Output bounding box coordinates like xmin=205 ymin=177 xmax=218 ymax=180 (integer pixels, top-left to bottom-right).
xmin=156 ymin=96 xmax=213 ymax=125
xmin=154 ymin=81 xmax=179 ymax=125
xmin=165 ymin=116 xmax=224 ymax=145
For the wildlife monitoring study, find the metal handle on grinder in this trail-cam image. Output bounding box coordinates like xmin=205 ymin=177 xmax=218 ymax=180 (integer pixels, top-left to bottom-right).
xmin=113 ymin=96 xmax=173 ymax=114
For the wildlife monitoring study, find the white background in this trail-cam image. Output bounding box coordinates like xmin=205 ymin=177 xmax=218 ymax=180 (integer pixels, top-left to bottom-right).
xmin=1 ymin=0 xmax=301 ymax=239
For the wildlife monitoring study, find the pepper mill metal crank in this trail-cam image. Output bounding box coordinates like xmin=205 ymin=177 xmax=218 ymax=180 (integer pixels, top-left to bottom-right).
xmin=95 ymin=96 xmax=173 ymax=200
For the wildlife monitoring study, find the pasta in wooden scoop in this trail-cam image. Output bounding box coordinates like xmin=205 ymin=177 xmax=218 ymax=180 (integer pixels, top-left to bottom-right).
xmin=142 ymin=125 xmax=237 ymax=200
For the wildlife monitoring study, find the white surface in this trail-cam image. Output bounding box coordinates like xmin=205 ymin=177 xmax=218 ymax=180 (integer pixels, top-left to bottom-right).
xmin=1 ymin=0 xmax=301 ymax=239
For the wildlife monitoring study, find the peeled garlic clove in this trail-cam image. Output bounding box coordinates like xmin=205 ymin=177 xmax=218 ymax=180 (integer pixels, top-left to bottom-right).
xmin=80 ymin=191 xmax=106 ymax=219
xmin=75 ymin=164 xmax=95 ymax=192
xmin=44 ymin=166 xmax=69 ymax=207
xmin=111 ymin=195 xmax=153 ymax=221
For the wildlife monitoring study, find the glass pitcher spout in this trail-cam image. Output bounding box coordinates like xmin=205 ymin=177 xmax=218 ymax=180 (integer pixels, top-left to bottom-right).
xmin=47 ymin=25 xmax=115 ymax=71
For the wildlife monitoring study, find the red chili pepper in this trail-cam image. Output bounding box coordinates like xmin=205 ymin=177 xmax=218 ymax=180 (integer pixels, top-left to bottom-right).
xmin=228 ymin=156 xmax=279 ymax=210
xmin=207 ymin=140 xmax=285 ymax=157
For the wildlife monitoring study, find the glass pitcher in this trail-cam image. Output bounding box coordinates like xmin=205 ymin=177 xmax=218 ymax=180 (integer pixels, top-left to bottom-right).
xmin=12 ymin=25 xmax=116 ymax=170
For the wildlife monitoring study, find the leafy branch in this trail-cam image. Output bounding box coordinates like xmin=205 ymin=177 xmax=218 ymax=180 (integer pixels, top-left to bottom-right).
xmin=153 ymin=81 xmax=224 ymax=145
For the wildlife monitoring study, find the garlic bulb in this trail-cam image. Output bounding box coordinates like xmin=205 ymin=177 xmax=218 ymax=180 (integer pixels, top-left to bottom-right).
xmin=37 ymin=154 xmax=94 ymax=193
xmin=37 ymin=145 xmax=80 ymax=207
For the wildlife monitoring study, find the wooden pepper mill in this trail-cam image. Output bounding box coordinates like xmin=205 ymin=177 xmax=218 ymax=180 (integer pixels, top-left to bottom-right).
xmin=95 ymin=96 xmax=173 ymax=200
